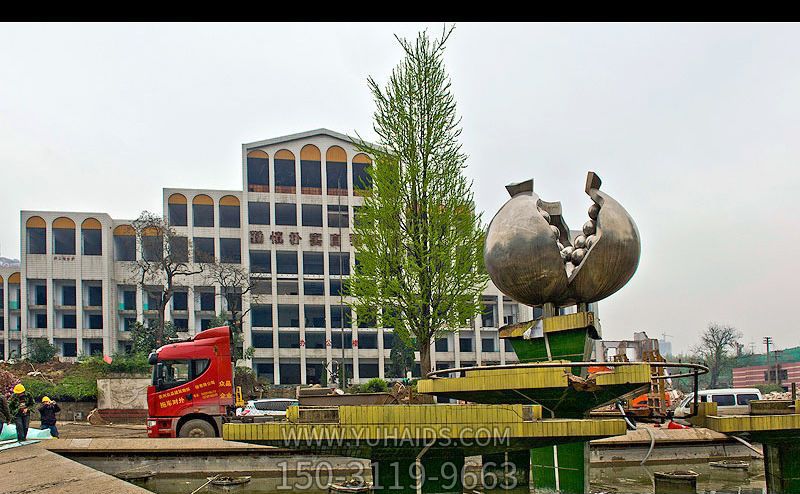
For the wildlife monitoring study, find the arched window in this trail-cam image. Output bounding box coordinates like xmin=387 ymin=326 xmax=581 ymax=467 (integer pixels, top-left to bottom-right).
xmin=352 ymin=153 xmax=373 ymax=195
xmin=81 ymin=218 xmax=102 ymax=256
xmin=53 ymin=217 xmax=76 ymax=255
xmin=192 ymin=194 xmax=214 ymax=227
xmin=168 ymin=193 xmax=188 ymax=226
xmin=219 ymin=195 xmax=241 ymax=228
xmin=247 ymin=150 xmax=269 ymax=192
xmin=326 ymin=146 xmax=348 ymax=195
xmin=26 ymin=216 xmax=46 ymax=254
xmin=113 ymin=225 xmax=136 ymax=261
xmin=300 ymin=144 xmax=322 ymax=194
xmin=274 ymin=149 xmax=296 ymax=193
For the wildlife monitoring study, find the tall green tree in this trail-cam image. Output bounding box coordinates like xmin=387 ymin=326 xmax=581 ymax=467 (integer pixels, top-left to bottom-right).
xmin=348 ymin=26 xmax=488 ymax=376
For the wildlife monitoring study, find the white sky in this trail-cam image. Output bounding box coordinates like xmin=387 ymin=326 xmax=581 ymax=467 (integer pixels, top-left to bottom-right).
xmin=1 ymin=23 xmax=798 ymax=354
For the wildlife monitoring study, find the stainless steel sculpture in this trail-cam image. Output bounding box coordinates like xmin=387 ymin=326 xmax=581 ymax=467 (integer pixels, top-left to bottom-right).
xmin=484 ymin=172 xmax=640 ymax=307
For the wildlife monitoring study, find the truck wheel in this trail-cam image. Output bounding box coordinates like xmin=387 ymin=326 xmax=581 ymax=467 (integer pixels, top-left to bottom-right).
xmin=178 ymin=419 xmax=216 ymax=438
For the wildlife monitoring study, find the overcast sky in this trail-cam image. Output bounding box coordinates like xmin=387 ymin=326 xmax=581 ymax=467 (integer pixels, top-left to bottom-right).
xmin=1 ymin=23 xmax=798 ymax=354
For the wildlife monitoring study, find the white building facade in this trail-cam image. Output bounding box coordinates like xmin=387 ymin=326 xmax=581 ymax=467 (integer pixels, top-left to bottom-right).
xmin=7 ymin=129 xmax=531 ymax=384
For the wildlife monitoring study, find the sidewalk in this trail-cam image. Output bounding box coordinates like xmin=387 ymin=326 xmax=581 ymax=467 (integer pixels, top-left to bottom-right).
xmin=0 ymin=440 xmax=151 ymax=494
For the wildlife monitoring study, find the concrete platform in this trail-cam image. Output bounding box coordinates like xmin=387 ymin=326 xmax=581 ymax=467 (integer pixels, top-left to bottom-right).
xmin=0 ymin=441 xmax=150 ymax=494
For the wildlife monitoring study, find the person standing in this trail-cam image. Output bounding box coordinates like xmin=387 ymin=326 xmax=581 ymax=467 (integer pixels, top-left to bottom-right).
xmin=0 ymin=392 xmax=11 ymax=436
xmin=9 ymin=384 xmax=34 ymax=442
xmin=38 ymin=396 xmax=60 ymax=438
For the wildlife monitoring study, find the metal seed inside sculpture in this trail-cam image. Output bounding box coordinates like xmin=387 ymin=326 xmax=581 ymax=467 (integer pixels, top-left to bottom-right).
xmin=483 ymin=172 xmax=641 ymax=307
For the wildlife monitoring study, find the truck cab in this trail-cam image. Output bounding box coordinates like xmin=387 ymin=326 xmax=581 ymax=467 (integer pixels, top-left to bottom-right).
xmin=146 ymin=326 xmax=234 ymax=438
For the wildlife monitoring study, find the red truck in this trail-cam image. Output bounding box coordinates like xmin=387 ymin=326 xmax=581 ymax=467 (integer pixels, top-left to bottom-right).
xmin=146 ymin=326 xmax=235 ymax=438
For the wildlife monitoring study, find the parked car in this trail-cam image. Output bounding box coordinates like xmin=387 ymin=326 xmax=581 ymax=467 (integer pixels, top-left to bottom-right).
xmin=237 ymin=398 xmax=299 ymax=420
xmin=673 ymin=388 xmax=762 ymax=417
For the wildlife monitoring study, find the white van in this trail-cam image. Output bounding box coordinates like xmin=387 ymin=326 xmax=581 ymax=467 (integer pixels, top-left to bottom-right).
xmin=674 ymin=388 xmax=762 ymax=417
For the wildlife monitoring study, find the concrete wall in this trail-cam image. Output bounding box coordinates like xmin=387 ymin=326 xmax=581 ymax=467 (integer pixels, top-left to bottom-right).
xmin=97 ymin=377 xmax=150 ymax=410
xmin=30 ymin=401 xmax=96 ymax=422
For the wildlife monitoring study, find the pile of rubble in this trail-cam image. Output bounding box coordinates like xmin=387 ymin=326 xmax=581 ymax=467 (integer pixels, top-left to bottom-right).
xmin=763 ymin=391 xmax=793 ymax=400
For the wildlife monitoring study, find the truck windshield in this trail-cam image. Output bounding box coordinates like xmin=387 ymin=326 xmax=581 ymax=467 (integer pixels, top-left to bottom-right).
xmin=153 ymin=359 xmax=210 ymax=391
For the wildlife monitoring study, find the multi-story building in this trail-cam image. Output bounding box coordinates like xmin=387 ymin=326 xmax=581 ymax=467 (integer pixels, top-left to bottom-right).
xmin=6 ymin=129 xmax=532 ymax=384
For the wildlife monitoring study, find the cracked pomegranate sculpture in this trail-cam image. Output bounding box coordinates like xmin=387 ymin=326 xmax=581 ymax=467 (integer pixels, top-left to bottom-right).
xmin=484 ymin=172 xmax=640 ymax=307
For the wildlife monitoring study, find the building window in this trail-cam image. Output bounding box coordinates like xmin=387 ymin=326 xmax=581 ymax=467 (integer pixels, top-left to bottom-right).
xmin=220 ymin=238 xmax=241 ymax=264
xmin=459 ymin=337 xmax=473 ymax=352
xmin=88 ymin=314 xmax=103 ymax=329
xmin=122 ymin=290 xmax=136 ymax=310
xmin=329 ymin=279 xmax=345 ymax=297
xmin=278 ymin=304 xmax=299 ymax=327
xmin=114 ymin=233 xmax=135 ymax=261
xmin=327 ymin=205 xmax=349 ymax=228
xmin=200 ymin=319 xmax=213 ymax=330
xmin=252 ymin=331 xmax=273 ymax=348
xmin=62 ymin=285 xmax=76 ymax=306
xmin=82 ymin=219 xmax=103 ymax=256
xmin=35 ymin=313 xmax=47 ymax=328
xmin=34 ymin=285 xmax=47 ymax=305
xmin=199 ymin=291 xmax=215 ymax=311
xmin=53 ymin=227 xmax=76 ymax=255
xmin=331 ymin=329 xmax=353 ymax=349
xmin=481 ymin=298 xmax=498 ymax=327
xmin=250 ymin=250 xmax=271 ymax=273
xmin=274 ymin=157 xmax=296 ymax=190
xmin=193 ymin=237 xmax=215 ymax=263
xmin=303 ymin=252 xmax=324 ymax=275
xmin=329 ymin=252 xmax=350 ymax=276
xmin=123 ymin=317 xmax=136 ymax=331
xmin=219 ymin=196 xmax=241 ymax=228
xmin=252 ymin=279 xmax=271 ymax=295
xmin=173 ymin=291 xmax=188 ymax=311
xmin=275 ymin=203 xmax=297 ymax=226
xmin=482 ymin=338 xmax=496 ymax=352
xmin=435 ymin=338 xmax=448 ymax=352
xmin=62 ymin=341 xmax=77 ymax=357
xmin=278 ymin=332 xmax=300 ymax=349
xmin=192 ymin=195 xmax=214 ymax=227
xmin=359 ymin=362 xmax=379 ymax=378
xmin=301 ymin=204 xmax=323 ymax=227
xmin=247 ymin=151 xmax=269 ymax=192
xmin=276 ymin=280 xmax=299 ymax=295
xmin=142 ymin=235 xmax=163 ymax=261
xmin=87 ymin=285 xmax=103 ymax=307
xmin=306 ymin=331 xmax=326 ymax=349
xmin=304 ymin=305 xmax=326 ymax=328
xmin=330 ymin=305 xmax=351 ymax=329
xmin=303 ymin=280 xmax=324 ymax=296
xmin=174 ymin=318 xmax=188 ymax=330
xmin=353 ymin=162 xmax=372 ymax=191
xmin=62 ymin=314 xmax=77 ymax=329
xmin=168 ymin=204 xmax=187 ymax=226
xmin=248 ymin=202 xmax=270 ymax=225
xmin=169 ymin=236 xmax=188 ymax=263
xmin=326 ymin=162 xmax=347 ymax=191
xmin=301 ymin=161 xmax=322 ymax=191
xmin=359 ymin=333 xmax=378 ymax=349
xmin=276 ymin=251 xmax=298 ymax=274
xmin=27 ymin=228 xmax=46 ymax=254
xmin=251 ymin=305 xmax=273 ymax=327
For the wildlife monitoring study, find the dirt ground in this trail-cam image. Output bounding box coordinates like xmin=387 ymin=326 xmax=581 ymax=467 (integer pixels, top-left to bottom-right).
xmin=29 ymin=420 xmax=147 ymax=439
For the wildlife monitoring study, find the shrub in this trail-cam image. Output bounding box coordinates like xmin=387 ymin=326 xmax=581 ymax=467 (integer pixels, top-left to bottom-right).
xmin=79 ymin=352 xmax=151 ymax=376
xmin=27 ymin=339 xmax=58 ymax=363
xmin=358 ymin=378 xmax=389 ymax=394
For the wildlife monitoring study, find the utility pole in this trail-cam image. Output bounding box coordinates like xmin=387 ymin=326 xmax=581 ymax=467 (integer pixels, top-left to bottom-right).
xmin=764 ymin=336 xmax=773 ymax=384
